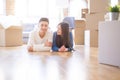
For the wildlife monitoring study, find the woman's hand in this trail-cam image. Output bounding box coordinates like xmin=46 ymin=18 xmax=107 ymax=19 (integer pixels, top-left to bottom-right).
xmin=59 ymin=45 xmax=68 ymax=52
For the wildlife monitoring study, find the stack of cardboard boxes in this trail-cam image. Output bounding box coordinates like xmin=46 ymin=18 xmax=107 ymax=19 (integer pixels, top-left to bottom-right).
xmin=0 ymin=16 xmax=23 ymax=47
xmin=74 ymin=20 xmax=85 ymax=45
xmin=0 ymin=25 xmax=22 ymax=47
xmin=85 ymin=0 xmax=109 ymax=47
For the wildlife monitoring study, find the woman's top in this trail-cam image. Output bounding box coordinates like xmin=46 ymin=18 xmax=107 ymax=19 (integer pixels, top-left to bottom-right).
xmin=52 ymin=32 xmax=73 ymax=51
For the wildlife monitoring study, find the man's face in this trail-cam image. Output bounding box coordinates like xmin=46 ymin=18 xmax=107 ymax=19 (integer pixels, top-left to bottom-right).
xmin=39 ymin=21 xmax=49 ymax=33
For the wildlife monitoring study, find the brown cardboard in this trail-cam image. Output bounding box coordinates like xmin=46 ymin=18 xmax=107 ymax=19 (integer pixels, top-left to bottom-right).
xmin=81 ymin=8 xmax=88 ymax=18
xmin=74 ymin=20 xmax=85 ymax=45
xmin=0 ymin=24 xmax=23 ymax=46
xmin=85 ymin=13 xmax=105 ymax=30
xmin=88 ymin=0 xmax=109 ymax=13
xmin=90 ymin=30 xmax=98 ymax=47
xmin=85 ymin=30 xmax=98 ymax=47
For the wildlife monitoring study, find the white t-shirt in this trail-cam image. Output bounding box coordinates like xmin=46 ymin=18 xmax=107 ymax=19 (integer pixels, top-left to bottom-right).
xmin=27 ymin=29 xmax=53 ymax=52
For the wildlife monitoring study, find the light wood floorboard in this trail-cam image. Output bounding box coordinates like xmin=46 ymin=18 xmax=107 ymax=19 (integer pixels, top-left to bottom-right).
xmin=0 ymin=45 xmax=120 ymax=80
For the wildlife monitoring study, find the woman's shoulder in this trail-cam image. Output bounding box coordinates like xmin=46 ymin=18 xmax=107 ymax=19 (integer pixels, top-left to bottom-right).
xmin=53 ymin=31 xmax=57 ymax=35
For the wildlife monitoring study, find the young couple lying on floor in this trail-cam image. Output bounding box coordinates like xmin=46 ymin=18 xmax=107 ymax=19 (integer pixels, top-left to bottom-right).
xmin=27 ymin=17 xmax=74 ymax=52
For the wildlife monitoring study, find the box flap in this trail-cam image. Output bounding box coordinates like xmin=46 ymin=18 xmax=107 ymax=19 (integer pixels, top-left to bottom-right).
xmin=6 ymin=26 xmax=22 ymax=30
xmin=0 ymin=24 xmax=4 ymax=29
xmin=0 ymin=22 xmax=22 ymax=29
xmin=0 ymin=16 xmax=22 ymax=29
xmin=0 ymin=24 xmax=22 ymax=30
xmin=0 ymin=28 xmax=5 ymax=46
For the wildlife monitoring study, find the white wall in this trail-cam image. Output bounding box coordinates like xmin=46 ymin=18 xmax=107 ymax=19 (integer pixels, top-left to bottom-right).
xmin=111 ymin=0 xmax=118 ymax=6
xmin=0 ymin=0 xmax=6 ymax=15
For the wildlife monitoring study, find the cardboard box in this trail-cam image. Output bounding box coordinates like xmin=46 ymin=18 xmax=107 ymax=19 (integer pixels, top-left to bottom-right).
xmin=86 ymin=13 xmax=105 ymax=30
xmin=0 ymin=24 xmax=23 ymax=46
xmin=81 ymin=8 xmax=88 ymax=18
xmin=90 ymin=30 xmax=98 ymax=47
xmin=85 ymin=30 xmax=98 ymax=47
xmin=88 ymin=0 xmax=109 ymax=13
xmin=74 ymin=20 xmax=85 ymax=45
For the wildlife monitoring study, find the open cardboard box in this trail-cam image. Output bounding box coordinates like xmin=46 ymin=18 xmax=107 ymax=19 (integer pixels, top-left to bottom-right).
xmin=0 ymin=24 xmax=23 ymax=47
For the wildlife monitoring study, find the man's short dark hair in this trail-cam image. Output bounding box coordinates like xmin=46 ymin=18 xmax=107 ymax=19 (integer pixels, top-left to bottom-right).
xmin=39 ymin=18 xmax=49 ymax=24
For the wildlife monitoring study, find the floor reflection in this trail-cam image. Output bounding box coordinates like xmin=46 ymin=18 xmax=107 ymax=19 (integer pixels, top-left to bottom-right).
xmin=0 ymin=45 xmax=120 ymax=80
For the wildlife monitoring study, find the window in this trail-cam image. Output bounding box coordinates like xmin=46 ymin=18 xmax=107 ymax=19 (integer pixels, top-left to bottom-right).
xmin=15 ymin=0 xmax=88 ymax=30
xmin=15 ymin=0 xmax=63 ymax=31
xmin=111 ymin=0 xmax=118 ymax=6
xmin=69 ymin=0 xmax=88 ymax=19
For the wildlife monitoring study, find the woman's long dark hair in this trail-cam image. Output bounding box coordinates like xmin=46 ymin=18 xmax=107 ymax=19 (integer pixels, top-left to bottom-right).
xmin=56 ymin=22 xmax=71 ymax=48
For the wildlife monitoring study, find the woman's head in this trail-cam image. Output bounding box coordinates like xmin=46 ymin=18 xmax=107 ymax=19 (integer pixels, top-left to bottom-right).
xmin=56 ymin=22 xmax=70 ymax=47
xmin=57 ymin=22 xmax=69 ymax=36
xmin=38 ymin=18 xmax=49 ymax=33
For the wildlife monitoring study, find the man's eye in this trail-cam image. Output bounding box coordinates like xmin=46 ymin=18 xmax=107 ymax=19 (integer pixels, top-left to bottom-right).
xmin=45 ymin=25 xmax=48 ymax=27
xmin=41 ymin=24 xmax=44 ymax=26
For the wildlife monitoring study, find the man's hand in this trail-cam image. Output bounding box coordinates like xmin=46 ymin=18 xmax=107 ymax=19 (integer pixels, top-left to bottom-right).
xmin=44 ymin=40 xmax=52 ymax=47
xmin=27 ymin=46 xmax=33 ymax=52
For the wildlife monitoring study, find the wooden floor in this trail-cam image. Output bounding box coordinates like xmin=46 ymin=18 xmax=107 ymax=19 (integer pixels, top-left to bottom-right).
xmin=0 ymin=45 xmax=120 ymax=80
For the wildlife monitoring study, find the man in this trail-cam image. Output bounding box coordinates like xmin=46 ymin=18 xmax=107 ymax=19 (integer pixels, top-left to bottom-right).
xmin=27 ymin=18 xmax=53 ymax=52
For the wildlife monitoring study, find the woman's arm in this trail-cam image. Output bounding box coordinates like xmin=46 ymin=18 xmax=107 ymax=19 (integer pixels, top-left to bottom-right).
xmin=68 ymin=32 xmax=74 ymax=51
xmin=57 ymin=32 xmax=74 ymax=52
xmin=52 ymin=32 xmax=59 ymax=51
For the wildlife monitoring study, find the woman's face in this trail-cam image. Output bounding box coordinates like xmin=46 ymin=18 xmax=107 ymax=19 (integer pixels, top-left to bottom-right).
xmin=39 ymin=21 xmax=49 ymax=33
xmin=57 ymin=25 xmax=62 ymax=35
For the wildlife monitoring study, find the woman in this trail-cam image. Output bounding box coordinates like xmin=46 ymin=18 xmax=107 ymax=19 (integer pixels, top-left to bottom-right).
xmin=27 ymin=17 xmax=53 ymax=52
xmin=52 ymin=22 xmax=73 ymax=52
